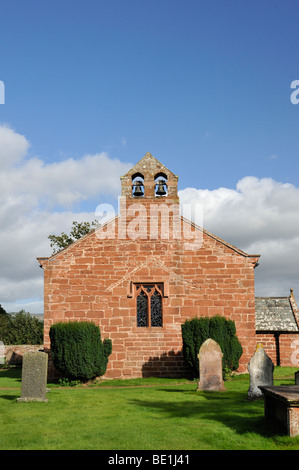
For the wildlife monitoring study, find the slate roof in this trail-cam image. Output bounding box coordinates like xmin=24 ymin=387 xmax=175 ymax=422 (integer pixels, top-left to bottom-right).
xmin=255 ymin=295 xmax=299 ymax=332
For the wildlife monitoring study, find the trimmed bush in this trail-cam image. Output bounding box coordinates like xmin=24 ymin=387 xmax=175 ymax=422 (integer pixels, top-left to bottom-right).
xmin=181 ymin=316 xmax=243 ymax=378
xmin=49 ymin=321 xmax=112 ymax=381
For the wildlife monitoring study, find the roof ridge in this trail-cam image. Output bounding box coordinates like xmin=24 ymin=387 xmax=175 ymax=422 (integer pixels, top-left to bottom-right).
xmin=180 ymin=216 xmax=260 ymax=259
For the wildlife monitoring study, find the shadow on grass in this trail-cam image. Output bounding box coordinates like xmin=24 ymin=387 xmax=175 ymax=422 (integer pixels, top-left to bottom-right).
xmin=129 ymin=387 xmax=284 ymax=438
xmin=0 ymin=394 xmax=19 ymax=401
xmin=0 ymin=368 xmax=22 ymax=382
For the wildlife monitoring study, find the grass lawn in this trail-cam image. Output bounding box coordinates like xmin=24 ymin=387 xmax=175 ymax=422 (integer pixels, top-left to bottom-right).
xmin=1 ymin=367 xmax=299 ymax=450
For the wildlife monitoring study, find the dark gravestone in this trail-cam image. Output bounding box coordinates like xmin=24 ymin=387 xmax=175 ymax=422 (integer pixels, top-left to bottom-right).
xmin=197 ymin=338 xmax=225 ymax=391
xmin=18 ymin=351 xmax=48 ymax=402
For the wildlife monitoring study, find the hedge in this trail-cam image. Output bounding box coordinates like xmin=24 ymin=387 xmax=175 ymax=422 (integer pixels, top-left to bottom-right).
xmin=181 ymin=316 xmax=243 ymax=378
xmin=49 ymin=321 xmax=112 ymax=381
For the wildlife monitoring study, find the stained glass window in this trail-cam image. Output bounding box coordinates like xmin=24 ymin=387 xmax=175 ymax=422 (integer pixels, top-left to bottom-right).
xmin=151 ymin=290 xmax=162 ymax=327
xmin=137 ymin=289 xmax=148 ymax=327
xmin=136 ymin=284 xmax=163 ymax=327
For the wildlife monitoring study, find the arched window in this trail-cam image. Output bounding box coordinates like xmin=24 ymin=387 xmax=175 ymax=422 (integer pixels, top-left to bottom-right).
xmin=132 ymin=172 xmax=144 ymax=197
xmin=136 ymin=289 xmax=148 ymax=326
xmin=136 ymin=284 xmax=163 ymax=327
xmin=150 ymin=289 xmax=163 ymax=326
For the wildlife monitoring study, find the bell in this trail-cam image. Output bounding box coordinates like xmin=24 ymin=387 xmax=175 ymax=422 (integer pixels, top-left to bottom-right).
xmin=132 ymin=181 xmax=144 ymax=197
xmin=156 ymin=179 xmax=167 ymax=196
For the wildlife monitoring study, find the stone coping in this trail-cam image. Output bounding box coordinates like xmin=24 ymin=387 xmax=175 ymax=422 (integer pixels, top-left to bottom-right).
xmin=259 ymin=385 xmax=299 ymax=405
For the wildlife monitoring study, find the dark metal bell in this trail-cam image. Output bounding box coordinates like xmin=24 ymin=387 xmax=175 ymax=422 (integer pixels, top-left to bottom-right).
xmin=156 ymin=179 xmax=167 ymax=196
xmin=132 ymin=181 xmax=144 ymax=197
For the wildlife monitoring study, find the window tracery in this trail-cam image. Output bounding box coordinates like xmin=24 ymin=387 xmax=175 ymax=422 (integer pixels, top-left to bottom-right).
xmin=136 ymin=283 xmax=163 ymax=327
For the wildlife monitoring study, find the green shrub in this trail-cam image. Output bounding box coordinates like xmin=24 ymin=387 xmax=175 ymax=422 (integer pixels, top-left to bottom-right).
xmin=181 ymin=316 xmax=243 ymax=378
xmin=49 ymin=321 xmax=112 ymax=381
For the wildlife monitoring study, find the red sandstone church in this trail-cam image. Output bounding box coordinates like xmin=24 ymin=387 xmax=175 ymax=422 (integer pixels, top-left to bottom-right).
xmin=38 ymin=153 xmax=299 ymax=378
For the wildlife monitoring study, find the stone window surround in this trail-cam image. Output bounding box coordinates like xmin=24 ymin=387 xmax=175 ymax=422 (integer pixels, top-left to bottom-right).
xmin=127 ymin=280 xmax=168 ymax=328
xmin=127 ymin=280 xmax=169 ymax=298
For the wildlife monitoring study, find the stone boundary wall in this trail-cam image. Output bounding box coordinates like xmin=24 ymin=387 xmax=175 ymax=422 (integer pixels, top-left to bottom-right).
xmin=256 ymin=332 xmax=299 ymax=368
xmin=3 ymin=345 xmax=43 ymax=365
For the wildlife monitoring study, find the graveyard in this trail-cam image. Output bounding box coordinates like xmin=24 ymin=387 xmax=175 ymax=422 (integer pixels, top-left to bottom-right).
xmin=1 ymin=363 xmax=299 ymax=450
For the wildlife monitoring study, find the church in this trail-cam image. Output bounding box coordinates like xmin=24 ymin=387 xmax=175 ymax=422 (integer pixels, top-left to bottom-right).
xmin=37 ymin=152 xmax=299 ymax=378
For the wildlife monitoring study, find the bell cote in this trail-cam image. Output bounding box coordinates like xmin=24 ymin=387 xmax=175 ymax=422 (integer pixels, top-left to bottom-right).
xmin=120 ymin=152 xmax=179 ymax=202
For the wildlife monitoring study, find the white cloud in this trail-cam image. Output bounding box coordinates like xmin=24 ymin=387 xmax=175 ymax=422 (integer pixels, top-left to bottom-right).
xmin=0 ymin=124 xmax=131 ymax=313
xmin=179 ymin=177 xmax=299 ymax=296
xmin=0 ymin=124 xmax=30 ymax=168
xmin=0 ymin=152 xmax=131 ymax=208
xmin=1 ymin=123 xmax=299 ymax=312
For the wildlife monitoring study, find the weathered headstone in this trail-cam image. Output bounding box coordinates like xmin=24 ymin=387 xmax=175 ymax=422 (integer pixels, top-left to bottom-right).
xmin=17 ymin=351 xmax=49 ymax=402
xmin=247 ymin=343 xmax=274 ymax=400
xmin=197 ymin=338 xmax=225 ymax=391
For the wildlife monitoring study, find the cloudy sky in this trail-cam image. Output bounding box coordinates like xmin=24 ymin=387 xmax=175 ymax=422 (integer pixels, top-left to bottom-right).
xmin=1 ymin=0 xmax=299 ymax=313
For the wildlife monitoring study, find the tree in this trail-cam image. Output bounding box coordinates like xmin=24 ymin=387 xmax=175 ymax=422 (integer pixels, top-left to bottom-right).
xmin=0 ymin=304 xmax=11 ymax=343
xmin=48 ymin=220 xmax=98 ymax=254
xmin=9 ymin=311 xmax=44 ymax=345
xmin=0 ymin=309 xmax=43 ymax=345
xmin=0 ymin=304 xmax=7 ymax=316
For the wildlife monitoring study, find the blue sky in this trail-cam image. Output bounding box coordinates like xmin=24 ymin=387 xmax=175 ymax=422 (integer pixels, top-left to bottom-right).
xmin=1 ymin=0 xmax=299 ymax=189
xmin=0 ymin=0 xmax=299 ymax=312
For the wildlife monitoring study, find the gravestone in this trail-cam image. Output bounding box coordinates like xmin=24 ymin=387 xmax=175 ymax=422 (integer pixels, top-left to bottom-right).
xmin=197 ymin=338 xmax=225 ymax=391
xmin=247 ymin=343 xmax=274 ymax=400
xmin=17 ymin=351 xmax=49 ymax=402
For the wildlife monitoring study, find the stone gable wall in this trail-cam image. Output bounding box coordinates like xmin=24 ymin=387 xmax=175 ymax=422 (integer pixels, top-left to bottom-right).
xmin=37 ymin=153 xmax=273 ymax=379
xmin=40 ymin=215 xmax=259 ymax=379
xmin=3 ymin=345 xmax=42 ymax=365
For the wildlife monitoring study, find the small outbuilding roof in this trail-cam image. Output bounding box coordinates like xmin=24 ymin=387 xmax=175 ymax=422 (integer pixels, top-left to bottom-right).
xmin=255 ymin=289 xmax=299 ymax=332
